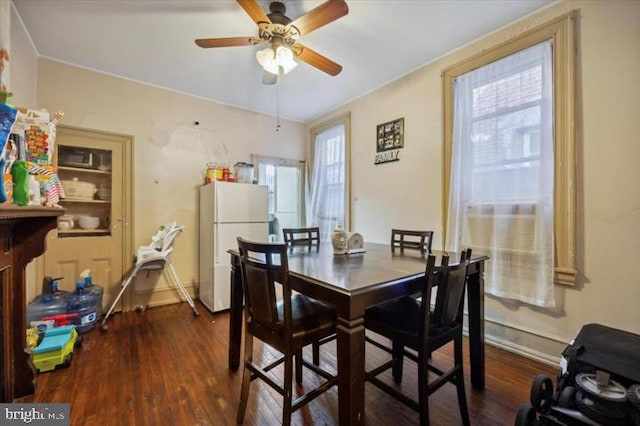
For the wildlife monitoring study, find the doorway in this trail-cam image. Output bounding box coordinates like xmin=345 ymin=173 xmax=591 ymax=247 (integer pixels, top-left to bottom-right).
xmin=252 ymin=155 xmax=305 ymax=242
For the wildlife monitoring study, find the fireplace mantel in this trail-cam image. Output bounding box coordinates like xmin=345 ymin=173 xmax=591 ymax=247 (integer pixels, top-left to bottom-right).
xmin=0 ymin=206 xmax=62 ymax=401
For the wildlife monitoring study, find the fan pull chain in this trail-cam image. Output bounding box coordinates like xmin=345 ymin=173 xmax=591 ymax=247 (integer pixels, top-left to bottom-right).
xmin=275 ymin=71 xmax=281 ymax=132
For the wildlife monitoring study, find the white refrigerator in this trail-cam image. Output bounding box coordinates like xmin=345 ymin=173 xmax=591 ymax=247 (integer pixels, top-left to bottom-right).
xmin=199 ymin=181 xmax=269 ymax=312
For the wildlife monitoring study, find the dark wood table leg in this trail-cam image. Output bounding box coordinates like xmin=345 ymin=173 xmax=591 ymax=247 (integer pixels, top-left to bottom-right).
xmin=228 ymin=254 xmax=243 ymax=370
xmin=336 ymin=316 xmax=366 ymax=425
xmin=467 ymin=262 xmax=485 ymax=389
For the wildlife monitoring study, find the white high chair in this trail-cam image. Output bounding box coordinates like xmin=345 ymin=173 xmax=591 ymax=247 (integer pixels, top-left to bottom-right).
xmin=101 ymin=222 xmax=199 ymax=331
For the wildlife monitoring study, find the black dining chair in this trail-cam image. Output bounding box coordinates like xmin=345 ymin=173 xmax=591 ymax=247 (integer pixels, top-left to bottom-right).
xmin=391 ymin=229 xmax=434 ymax=253
xmin=364 ymin=251 xmax=472 ymax=426
xmin=282 ymin=226 xmax=331 ymax=365
xmin=236 ymin=237 xmax=338 ymax=426
xmin=282 ymin=227 xmax=320 ymax=249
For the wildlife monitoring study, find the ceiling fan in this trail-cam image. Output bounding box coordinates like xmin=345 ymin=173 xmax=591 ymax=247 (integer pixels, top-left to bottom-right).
xmin=195 ymin=0 xmax=349 ymax=84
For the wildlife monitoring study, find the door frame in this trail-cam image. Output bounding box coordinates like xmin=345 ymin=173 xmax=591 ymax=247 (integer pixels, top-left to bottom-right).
xmin=36 ymin=124 xmax=134 ymax=310
xmin=252 ymin=154 xmax=306 ymax=232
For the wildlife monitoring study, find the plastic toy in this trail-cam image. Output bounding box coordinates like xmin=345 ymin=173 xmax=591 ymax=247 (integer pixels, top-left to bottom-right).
xmin=31 ymin=325 xmax=80 ymax=373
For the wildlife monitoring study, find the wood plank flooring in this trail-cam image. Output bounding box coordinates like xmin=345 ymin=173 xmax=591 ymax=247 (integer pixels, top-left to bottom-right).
xmin=20 ymin=301 xmax=558 ymax=425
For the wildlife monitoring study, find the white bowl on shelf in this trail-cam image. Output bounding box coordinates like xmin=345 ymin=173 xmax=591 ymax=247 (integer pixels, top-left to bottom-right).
xmin=77 ymin=216 xmax=100 ymax=230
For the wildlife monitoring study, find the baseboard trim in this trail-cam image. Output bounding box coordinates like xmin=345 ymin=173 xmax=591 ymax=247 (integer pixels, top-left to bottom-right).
xmin=464 ymin=315 xmax=569 ymax=368
xmin=484 ymin=334 xmax=561 ymax=367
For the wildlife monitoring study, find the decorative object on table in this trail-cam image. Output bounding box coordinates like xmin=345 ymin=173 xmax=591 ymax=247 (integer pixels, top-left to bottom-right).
xmin=331 ymin=224 xmax=347 ymax=255
xmin=346 ymin=232 xmax=365 ymax=254
xmin=375 ymin=117 xmax=404 ymax=165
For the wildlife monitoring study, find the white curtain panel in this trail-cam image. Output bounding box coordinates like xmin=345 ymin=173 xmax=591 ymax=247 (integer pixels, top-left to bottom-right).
xmin=447 ymin=41 xmax=555 ymax=308
xmin=307 ymin=123 xmax=346 ymax=242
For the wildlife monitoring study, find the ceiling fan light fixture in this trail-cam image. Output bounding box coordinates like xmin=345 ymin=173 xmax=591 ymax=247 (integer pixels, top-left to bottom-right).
xmin=256 ymin=47 xmax=279 ymax=75
xmin=256 ymin=44 xmax=297 ymax=76
xmin=276 ymin=46 xmax=297 ymax=74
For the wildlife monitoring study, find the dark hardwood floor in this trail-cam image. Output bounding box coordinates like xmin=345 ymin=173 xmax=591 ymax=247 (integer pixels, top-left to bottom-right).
xmin=20 ymin=301 xmax=558 ymax=425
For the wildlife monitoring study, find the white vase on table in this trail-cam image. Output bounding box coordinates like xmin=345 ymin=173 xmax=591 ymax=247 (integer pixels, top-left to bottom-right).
xmin=331 ymin=225 xmax=347 ymax=255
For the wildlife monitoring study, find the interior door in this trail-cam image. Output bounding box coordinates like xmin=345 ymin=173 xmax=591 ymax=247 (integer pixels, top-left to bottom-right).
xmin=39 ymin=125 xmax=133 ymax=313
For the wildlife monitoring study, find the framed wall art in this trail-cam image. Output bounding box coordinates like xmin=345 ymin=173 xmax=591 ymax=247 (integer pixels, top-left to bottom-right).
xmin=375 ymin=117 xmax=404 ymax=164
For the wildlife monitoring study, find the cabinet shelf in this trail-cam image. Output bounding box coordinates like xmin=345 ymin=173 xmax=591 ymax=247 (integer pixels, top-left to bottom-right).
xmin=58 ymin=165 xmax=111 ymax=175
xmin=60 ymin=198 xmax=110 ymax=204
xmin=58 ymin=228 xmax=110 ymax=238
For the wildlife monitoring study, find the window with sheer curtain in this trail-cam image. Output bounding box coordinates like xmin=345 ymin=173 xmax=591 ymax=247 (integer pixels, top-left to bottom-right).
xmin=443 ymin=13 xmax=577 ymax=306
xmin=446 ymin=40 xmax=556 ymax=307
xmin=308 ymin=115 xmax=350 ymax=242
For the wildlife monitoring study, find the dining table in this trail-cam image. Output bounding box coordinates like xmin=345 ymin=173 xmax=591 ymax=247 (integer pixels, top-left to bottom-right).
xmin=227 ymin=242 xmax=489 ymax=426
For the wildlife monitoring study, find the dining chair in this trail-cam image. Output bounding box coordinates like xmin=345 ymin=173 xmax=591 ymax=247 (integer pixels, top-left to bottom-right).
xmin=282 ymin=227 xmax=320 ymax=249
xmin=391 ymin=229 xmax=434 ymax=253
xmin=236 ymin=237 xmax=338 ymax=426
xmin=364 ymin=251 xmax=472 ymax=426
xmin=282 ymin=226 xmax=331 ymax=365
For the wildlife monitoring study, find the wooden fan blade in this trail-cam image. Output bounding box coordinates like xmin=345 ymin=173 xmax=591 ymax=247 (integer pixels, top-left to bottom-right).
xmin=288 ymin=0 xmax=348 ymax=36
xmin=294 ymin=43 xmax=342 ymax=76
xmin=236 ymin=0 xmax=271 ymax=25
xmin=195 ymin=37 xmax=255 ymax=48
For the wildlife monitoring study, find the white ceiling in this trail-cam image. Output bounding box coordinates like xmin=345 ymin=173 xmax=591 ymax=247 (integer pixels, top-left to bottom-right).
xmin=12 ymin=0 xmax=554 ymax=123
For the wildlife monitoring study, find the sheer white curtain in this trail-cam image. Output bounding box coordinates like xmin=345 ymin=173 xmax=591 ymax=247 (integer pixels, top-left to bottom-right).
xmin=307 ymin=122 xmax=346 ymax=242
xmin=446 ymin=41 xmax=555 ymax=307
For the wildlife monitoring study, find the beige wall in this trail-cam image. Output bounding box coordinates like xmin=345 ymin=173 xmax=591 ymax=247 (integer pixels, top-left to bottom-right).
xmin=34 ymin=60 xmax=306 ymax=301
xmin=8 ymin=3 xmax=36 ymax=108
xmin=310 ymin=0 xmax=640 ymax=361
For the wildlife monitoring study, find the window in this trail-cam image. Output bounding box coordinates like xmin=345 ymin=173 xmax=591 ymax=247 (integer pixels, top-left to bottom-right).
xmin=442 ymin=12 xmax=577 ymax=295
xmin=308 ymin=114 xmax=351 ymax=242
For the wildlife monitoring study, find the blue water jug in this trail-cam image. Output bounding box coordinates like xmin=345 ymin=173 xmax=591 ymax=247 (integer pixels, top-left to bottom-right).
xmin=67 ymin=281 xmax=100 ymax=333
xmin=83 ymin=276 xmax=104 ymax=320
xmin=26 ymin=289 xmax=67 ymax=328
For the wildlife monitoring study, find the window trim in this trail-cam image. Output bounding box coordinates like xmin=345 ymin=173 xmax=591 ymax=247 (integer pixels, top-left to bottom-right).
xmin=442 ymin=11 xmax=577 ymax=285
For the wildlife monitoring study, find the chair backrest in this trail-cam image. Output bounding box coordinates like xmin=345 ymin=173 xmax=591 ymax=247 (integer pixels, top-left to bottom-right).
xmin=422 ymin=250 xmax=471 ymax=335
xmin=282 ymin=227 xmax=320 ymax=249
xmin=237 ymin=237 xmax=291 ymax=333
xmin=391 ymin=229 xmax=434 ymax=253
